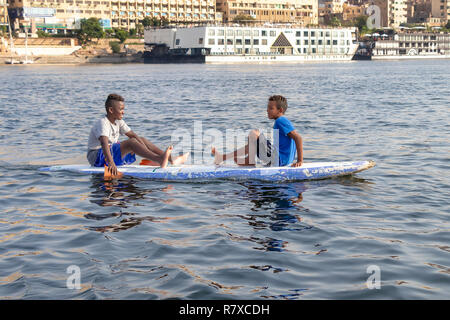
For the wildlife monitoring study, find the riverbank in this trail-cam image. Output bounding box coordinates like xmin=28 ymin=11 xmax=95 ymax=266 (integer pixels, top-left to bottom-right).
xmin=0 ymin=53 xmax=144 ymax=65
xmin=0 ymin=37 xmax=145 ymax=65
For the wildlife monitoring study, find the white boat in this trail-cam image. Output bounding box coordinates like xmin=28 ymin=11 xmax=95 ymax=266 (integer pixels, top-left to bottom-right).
xmin=144 ymin=25 xmax=359 ymax=63
xmin=371 ymin=32 xmax=450 ymax=60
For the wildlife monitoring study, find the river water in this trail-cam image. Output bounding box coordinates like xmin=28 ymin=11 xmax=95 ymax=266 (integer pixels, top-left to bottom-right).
xmin=0 ymin=60 xmax=449 ymax=299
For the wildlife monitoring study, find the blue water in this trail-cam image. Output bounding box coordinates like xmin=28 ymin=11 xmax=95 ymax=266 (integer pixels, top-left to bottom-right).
xmin=0 ymin=61 xmax=449 ymax=299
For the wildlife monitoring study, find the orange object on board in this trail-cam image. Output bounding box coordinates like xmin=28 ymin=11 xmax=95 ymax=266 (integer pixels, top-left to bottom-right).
xmin=104 ymin=165 xmax=123 ymax=180
xmin=140 ymin=159 xmax=159 ymax=166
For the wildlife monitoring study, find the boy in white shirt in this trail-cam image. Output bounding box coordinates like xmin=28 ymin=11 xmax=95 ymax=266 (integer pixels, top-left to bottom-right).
xmin=87 ymin=93 xmax=189 ymax=175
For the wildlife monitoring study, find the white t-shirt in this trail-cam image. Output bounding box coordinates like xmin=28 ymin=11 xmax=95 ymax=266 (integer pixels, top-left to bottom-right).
xmin=87 ymin=116 xmax=131 ymax=151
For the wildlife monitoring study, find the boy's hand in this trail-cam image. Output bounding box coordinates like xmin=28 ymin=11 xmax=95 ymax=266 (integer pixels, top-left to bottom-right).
xmin=291 ymin=161 xmax=303 ymax=167
xmin=108 ymin=163 xmax=118 ymax=176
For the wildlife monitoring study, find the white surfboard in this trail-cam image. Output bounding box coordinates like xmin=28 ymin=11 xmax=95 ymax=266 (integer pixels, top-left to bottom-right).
xmin=39 ymin=160 xmax=375 ymax=181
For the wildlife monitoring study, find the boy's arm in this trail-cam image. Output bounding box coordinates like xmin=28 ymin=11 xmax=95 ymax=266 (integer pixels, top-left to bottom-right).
xmin=99 ymin=136 xmax=118 ymax=175
xmin=287 ymin=130 xmax=303 ymax=167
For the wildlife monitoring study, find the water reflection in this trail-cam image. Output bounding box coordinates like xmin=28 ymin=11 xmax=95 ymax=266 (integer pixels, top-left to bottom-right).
xmin=88 ymin=175 xmax=148 ymax=208
xmin=86 ymin=175 xmax=172 ymax=233
xmin=239 ymin=180 xmax=310 ymax=233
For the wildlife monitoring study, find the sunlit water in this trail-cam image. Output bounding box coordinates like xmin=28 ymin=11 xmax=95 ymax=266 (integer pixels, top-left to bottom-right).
xmin=0 ymin=61 xmax=449 ymax=299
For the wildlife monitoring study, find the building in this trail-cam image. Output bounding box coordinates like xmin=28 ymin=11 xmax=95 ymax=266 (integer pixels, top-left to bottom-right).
xmin=431 ymin=0 xmax=450 ymax=23
xmin=369 ymin=0 xmax=407 ymax=27
xmin=1 ymin=0 xmax=8 ymax=26
xmin=342 ymin=2 xmax=368 ymax=21
xmin=216 ymin=0 xmax=318 ymax=25
xmin=389 ymin=0 xmax=408 ymax=27
xmin=7 ymin=0 xmax=222 ymax=33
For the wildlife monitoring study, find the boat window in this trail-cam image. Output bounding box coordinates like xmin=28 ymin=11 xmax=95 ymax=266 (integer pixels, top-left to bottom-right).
xmin=326 ymin=31 xmax=330 ymax=37
xmin=253 ymin=39 xmax=259 ymax=45
xmin=333 ymin=40 xmax=337 ymax=45
xmin=217 ymin=29 xmax=224 ymax=36
xmin=227 ymin=39 xmax=233 ymax=45
xmin=208 ymin=38 xmax=215 ymax=45
xmin=236 ymin=30 xmax=242 ymax=36
xmin=304 ymin=31 xmax=308 ymax=37
xmin=175 ymin=39 xmax=180 ymax=45
xmin=236 ymin=39 xmax=242 ymax=45
xmin=253 ymin=30 xmax=259 ymax=36
xmin=245 ymin=39 xmax=251 ymax=45
xmin=270 ymin=30 xmax=276 ymax=37
xmin=208 ymin=29 xmax=215 ymax=36
xmin=262 ymin=30 xmax=267 ymax=36
xmin=304 ymin=39 xmax=308 ymax=45
xmin=244 ymin=30 xmax=251 ymax=36
xmin=227 ymin=29 xmax=234 ymax=36
xmin=199 ymin=38 xmax=203 ymax=45
xmin=262 ymin=39 xmax=267 ymax=45
xmin=318 ymin=39 xmax=323 ymax=45
xmin=311 ymin=31 xmax=315 ymax=37
xmin=218 ymin=38 xmax=224 ymax=45
xmin=296 ymin=31 xmax=301 ymax=37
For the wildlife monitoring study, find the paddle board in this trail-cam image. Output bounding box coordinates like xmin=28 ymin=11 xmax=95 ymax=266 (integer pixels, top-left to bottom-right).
xmin=39 ymin=160 xmax=375 ymax=181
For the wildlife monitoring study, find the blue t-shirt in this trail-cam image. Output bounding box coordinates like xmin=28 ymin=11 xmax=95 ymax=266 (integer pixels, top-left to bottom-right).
xmin=273 ymin=116 xmax=296 ymax=166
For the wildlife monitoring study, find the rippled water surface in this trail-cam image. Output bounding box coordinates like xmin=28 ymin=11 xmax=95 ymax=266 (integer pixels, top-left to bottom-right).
xmin=0 ymin=61 xmax=449 ymax=299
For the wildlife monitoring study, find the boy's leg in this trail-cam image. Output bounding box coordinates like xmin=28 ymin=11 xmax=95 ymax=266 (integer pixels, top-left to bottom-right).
xmin=212 ymin=130 xmax=259 ymax=166
xmin=139 ymin=137 xmax=189 ymax=165
xmin=120 ymin=138 xmax=172 ymax=168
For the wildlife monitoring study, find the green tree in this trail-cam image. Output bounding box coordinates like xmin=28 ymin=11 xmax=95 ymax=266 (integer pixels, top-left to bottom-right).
xmin=77 ymin=18 xmax=105 ymax=45
xmin=136 ymin=24 xmax=144 ymax=37
xmin=129 ymin=28 xmax=137 ymax=37
xmin=114 ymin=28 xmax=129 ymax=43
xmin=161 ymin=17 xmax=169 ymax=26
xmin=446 ymin=21 xmax=450 ymax=29
xmin=232 ymin=14 xmax=255 ymax=23
xmin=355 ymin=15 xmax=368 ymax=32
xmin=330 ymin=16 xmax=341 ymax=27
xmin=142 ymin=17 xmax=152 ymax=28
xmin=109 ymin=41 xmax=121 ymax=54
xmin=105 ymin=29 xmax=114 ymax=38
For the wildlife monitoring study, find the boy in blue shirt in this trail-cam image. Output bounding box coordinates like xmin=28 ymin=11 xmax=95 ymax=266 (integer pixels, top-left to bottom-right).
xmin=212 ymin=95 xmax=303 ymax=167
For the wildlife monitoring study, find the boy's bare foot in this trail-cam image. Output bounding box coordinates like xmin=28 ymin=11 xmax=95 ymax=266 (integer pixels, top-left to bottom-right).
xmin=160 ymin=146 xmax=173 ymax=168
xmin=171 ymin=153 xmax=190 ymax=166
xmin=211 ymin=147 xmax=224 ymax=165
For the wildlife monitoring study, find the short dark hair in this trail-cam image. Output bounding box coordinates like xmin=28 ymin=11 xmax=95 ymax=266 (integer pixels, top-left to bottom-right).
xmin=269 ymin=95 xmax=288 ymax=113
xmin=105 ymin=93 xmax=124 ymax=112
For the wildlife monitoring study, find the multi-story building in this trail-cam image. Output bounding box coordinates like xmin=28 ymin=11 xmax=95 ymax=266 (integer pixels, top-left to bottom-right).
xmin=406 ymin=0 xmax=432 ymax=24
xmin=7 ymin=0 xmax=221 ymax=32
xmin=431 ymin=0 xmax=450 ymax=22
xmin=216 ymin=0 xmax=318 ymax=25
xmin=1 ymin=0 xmax=8 ymax=26
xmin=342 ymin=2 xmax=368 ymax=21
xmin=369 ymin=0 xmax=407 ymax=27
xmin=389 ymin=0 xmax=407 ymax=27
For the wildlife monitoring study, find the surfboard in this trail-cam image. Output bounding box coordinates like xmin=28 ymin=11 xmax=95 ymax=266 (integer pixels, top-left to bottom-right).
xmin=39 ymin=160 xmax=375 ymax=181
